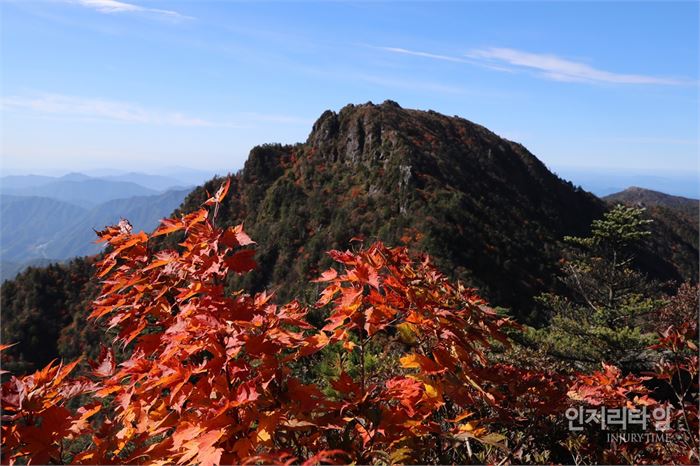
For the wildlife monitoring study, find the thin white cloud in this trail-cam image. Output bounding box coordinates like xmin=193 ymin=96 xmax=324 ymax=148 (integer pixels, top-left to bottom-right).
xmin=377 ymin=46 xmax=466 ymax=63
xmin=1 ymin=93 xmax=310 ymax=128
xmin=467 ymin=47 xmax=688 ymax=85
xmin=72 ymin=0 xmax=193 ymax=21
xmin=2 ymin=93 xmax=220 ymax=127
xmin=378 ymin=45 xmax=689 ymax=86
xmin=375 ymin=45 xmax=547 ymax=75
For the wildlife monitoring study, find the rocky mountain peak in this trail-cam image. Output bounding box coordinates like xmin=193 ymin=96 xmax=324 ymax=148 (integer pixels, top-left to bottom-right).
xmin=307 ymin=101 xmax=407 ymax=165
xmin=166 ymin=102 xmax=694 ymax=315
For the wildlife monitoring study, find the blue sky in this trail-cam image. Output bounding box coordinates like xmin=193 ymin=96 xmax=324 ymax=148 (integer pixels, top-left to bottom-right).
xmin=1 ymin=0 xmax=698 ymax=177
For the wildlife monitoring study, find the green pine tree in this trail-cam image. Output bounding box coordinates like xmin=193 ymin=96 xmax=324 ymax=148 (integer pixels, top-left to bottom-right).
xmin=528 ymin=205 xmax=660 ymax=371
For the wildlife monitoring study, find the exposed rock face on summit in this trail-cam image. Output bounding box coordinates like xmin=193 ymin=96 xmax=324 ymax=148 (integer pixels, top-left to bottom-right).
xmin=173 ymin=101 xmax=695 ymax=318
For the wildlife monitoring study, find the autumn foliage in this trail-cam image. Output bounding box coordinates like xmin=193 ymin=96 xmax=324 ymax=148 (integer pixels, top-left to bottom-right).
xmin=1 ymin=179 xmax=698 ymax=465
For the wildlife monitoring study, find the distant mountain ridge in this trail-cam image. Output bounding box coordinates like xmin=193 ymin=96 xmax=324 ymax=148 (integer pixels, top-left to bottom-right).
xmin=1 ymin=168 xmax=224 ymax=191
xmin=604 ymin=187 xmax=699 ymax=221
xmin=99 ymin=172 xmax=190 ymax=191
xmin=0 ymin=177 xmax=159 ymax=208
xmin=603 ymin=187 xmax=698 ymax=280
xmin=0 ymin=189 xmax=191 ymax=266
xmin=47 ymin=188 xmax=192 ymax=260
xmin=553 ymin=168 xmax=699 ymax=199
xmin=0 ymin=170 xmax=196 ymax=281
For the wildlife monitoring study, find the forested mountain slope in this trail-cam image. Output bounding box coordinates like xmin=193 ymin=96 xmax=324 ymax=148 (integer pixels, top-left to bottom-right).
xmin=2 ymin=101 xmax=697 ymax=373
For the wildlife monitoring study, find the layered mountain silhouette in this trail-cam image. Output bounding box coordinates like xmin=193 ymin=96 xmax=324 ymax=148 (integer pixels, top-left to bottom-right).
xmin=3 ymin=101 xmax=698 ymax=372
xmin=0 ymin=174 xmax=159 ymax=208
xmin=0 ymin=170 xmax=196 ymax=281
xmin=0 ymin=195 xmax=87 ymax=270
xmin=0 ymin=189 xmax=191 ymax=280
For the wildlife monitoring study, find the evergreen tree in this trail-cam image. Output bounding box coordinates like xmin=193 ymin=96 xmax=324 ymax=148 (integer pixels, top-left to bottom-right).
xmin=529 ymin=205 xmax=660 ymax=370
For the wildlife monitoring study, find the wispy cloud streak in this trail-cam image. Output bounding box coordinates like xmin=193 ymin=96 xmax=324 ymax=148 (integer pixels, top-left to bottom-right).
xmin=72 ymin=0 xmax=193 ymax=21
xmin=1 ymin=93 xmax=310 ymax=128
xmin=466 ymin=47 xmax=687 ymax=85
xmin=378 ymin=45 xmax=689 ymax=85
xmin=377 ymin=47 xmax=466 ymax=63
xmin=2 ymin=93 xmax=219 ymax=126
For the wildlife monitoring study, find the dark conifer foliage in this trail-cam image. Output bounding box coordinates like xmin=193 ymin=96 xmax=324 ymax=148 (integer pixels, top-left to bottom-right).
xmin=1 ymin=257 xmax=101 ymax=373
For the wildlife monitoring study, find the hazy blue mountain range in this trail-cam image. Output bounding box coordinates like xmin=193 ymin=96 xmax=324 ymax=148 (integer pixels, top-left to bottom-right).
xmin=0 ymin=169 xmax=215 ymax=206
xmin=98 ymin=172 xmax=190 ymax=191
xmin=0 ymin=174 xmax=58 ymax=189
xmin=0 ymin=176 xmax=159 ymax=208
xmin=1 ymin=188 xmax=190 ymax=263
xmin=1 ymin=195 xmax=87 ymax=260
xmin=46 ymin=188 xmax=192 ymax=260
xmin=1 ymin=166 xmax=226 ymax=188
xmin=151 ymin=167 xmax=230 ymax=187
xmin=0 ymin=170 xmax=197 ymax=281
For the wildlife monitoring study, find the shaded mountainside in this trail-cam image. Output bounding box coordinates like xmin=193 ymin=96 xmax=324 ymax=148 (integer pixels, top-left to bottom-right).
xmin=2 ymin=102 xmax=698 ymax=373
xmin=605 ymin=186 xmax=699 ymax=222
xmin=637 ymin=204 xmax=699 ymax=284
